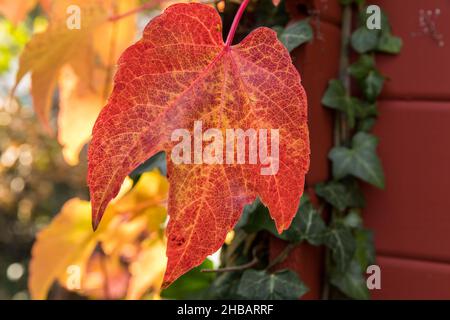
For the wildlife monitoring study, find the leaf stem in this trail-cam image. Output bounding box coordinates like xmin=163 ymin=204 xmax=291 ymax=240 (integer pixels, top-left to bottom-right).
xmin=225 ymin=0 xmax=250 ymax=48
xmin=103 ymin=4 xmax=119 ymax=101
xmin=323 ymin=5 xmax=353 ymax=300
xmin=108 ymin=1 xmax=155 ymax=22
xmin=338 ymin=4 xmax=353 ymax=143
xmin=99 ymin=249 xmax=111 ymax=299
xmin=201 ymin=256 xmax=258 ymax=273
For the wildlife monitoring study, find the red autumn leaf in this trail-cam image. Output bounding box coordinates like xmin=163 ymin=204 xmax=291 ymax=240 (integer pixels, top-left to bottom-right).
xmin=88 ymin=2 xmax=309 ymax=287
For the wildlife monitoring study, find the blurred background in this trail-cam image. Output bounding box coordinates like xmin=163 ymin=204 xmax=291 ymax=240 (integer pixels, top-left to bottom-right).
xmin=0 ymin=5 xmax=86 ymax=299
xmin=0 ymin=0 xmax=165 ymax=299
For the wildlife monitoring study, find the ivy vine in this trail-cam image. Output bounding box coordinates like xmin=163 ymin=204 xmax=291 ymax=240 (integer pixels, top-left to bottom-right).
xmin=319 ymin=0 xmax=401 ymax=299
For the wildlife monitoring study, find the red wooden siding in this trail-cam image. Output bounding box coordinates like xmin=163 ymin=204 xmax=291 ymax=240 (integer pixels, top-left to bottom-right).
xmin=365 ymin=0 xmax=450 ymax=299
xmin=371 ymin=256 xmax=450 ymax=299
xmin=272 ymin=0 xmax=450 ymax=299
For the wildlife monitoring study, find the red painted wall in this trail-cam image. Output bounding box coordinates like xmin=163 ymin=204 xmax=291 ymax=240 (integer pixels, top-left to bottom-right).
xmin=365 ymin=0 xmax=450 ymax=299
xmin=272 ymin=0 xmax=450 ymax=299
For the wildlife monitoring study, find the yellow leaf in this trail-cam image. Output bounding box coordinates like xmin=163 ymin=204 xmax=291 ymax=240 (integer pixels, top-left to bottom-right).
xmin=57 ymin=64 xmax=105 ymax=165
xmin=58 ymin=0 xmax=138 ymax=165
xmin=29 ymin=170 xmax=169 ymax=300
xmin=100 ymin=171 xmax=168 ymax=258
xmin=115 ymin=169 xmax=169 ymax=213
xmin=28 ymin=198 xmax=97 ymax=299
xmin=15 ymin=0 xmax=108 ymax=130
xmin=126 ymin=236 xmax=167 ymax=300
xmin=133 ymin=171 xmax=170 ymax=201
xmin=14 ymin=0 xmax=138 ymax=164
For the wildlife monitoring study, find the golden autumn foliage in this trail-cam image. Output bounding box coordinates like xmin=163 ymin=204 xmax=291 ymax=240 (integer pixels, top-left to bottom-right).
xmin=0 ymin=0 xmax=50 ymax=24
xmin=13 ymin=0 xmax=138 ymax=165
xmin=29 ymin=170 xmax=168 ymax=300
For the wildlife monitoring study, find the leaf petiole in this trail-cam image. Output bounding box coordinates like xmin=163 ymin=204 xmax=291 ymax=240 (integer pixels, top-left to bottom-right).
xmin=225 ymin=0 xmax=251 ymax=48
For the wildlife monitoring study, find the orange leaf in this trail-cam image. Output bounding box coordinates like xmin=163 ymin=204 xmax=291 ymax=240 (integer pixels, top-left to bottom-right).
xmin=0 ymin=0 xmax=37 ymax=24
xmin=88 ymin=3 xmax=310 ymax=287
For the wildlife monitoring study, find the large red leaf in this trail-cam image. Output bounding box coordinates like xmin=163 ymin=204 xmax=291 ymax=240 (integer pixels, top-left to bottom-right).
xmin=88 ymin=3 xmax=309 ymax=287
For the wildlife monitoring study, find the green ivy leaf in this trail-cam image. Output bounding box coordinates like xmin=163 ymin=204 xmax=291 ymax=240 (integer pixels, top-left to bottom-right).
xmin=161 ymin=259 xmax=215 ymax=299
xmin=354 ymin=228 xmax=376 ymax=269
xmin=351 ymin=27 xmax=380 ymax=53
xmin=363 ymin=70 xmax=384 ymax=101
xmin=315 ymin=179 xmax=365 ymax=212
xmin=237 ymin=269 xmax=309 ymax=300
xmin=239 ymin=198 xmax=283 ymax=238
xmin=357 ymin=117 xmax=376 ymax=132
xmin=348 ymin=55 xmax=376 ymax=79
xmin=377 ymin=32 xmax=402 ymax=54
xmin=240 ymin=196 xmax=326 ymax=244
xmin=322 ymin=79 xmax=360 ymax=127
xmin=296 ymin=199 xmax=327 ymax=245
xmin=207 ymin=272 xmax=242 ymax=299
xmin=340 ymin=0 xmax=364 ymax=5
xmin=375 ymin=11 xmax=402 ymax=54
xmin=330 ymin=259 xmax=370 ymax=300
xmin=325 ymin=225 xmax=356 ymax=272
xmin=322 ymin=79 xmax=346 ymax=109
xmin=271 ymin=25 xmax=284 ymax=37
xmin=355 ymin=100 xmax=377 ymax=119
xmin=349 ymin=55 xmax=385 ymax=102
xmin=342 ymin=209 xmax=363 ymax=229
xmin=330 ymin=226 xmax=375 ymax=300
xmin=277 ymin=19 xmax=313 ymax=52
xmin=351 ymin=8 xmax=402 ymax=55
xmin=329 ymin=132 xmax=385 ymax=188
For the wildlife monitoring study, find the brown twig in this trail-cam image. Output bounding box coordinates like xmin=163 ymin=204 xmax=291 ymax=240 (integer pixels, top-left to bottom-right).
xmin=99 ymin=249 xmax=111 ymax=300
xmin=338 ymin=4 xmax=352 ymax=144
xmin=103 ymin=3 xmax=118 ymax=101
xmin=323 ymin=3 xmax=353 ymax=300
xmin=201 ymin=245 xmax=261 ymax=273
xmin=201 ymin=255 xmax=259 ymax=273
